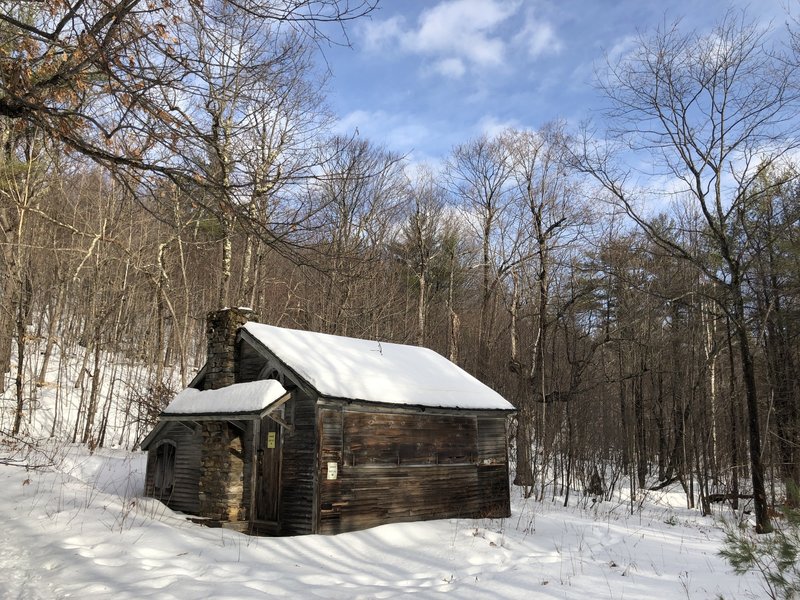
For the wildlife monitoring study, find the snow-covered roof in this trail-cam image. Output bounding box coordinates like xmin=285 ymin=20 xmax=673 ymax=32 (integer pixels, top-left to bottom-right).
xmin=163 ymin=379 xmax=288 ymax=416
xmin=242 ymin=323 xmax=514 ymax=411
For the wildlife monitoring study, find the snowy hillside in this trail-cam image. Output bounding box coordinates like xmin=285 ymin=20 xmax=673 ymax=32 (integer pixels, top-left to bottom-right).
xmin=0 ymin=442 xmax=766 ymax=600
xmin=0 ymin=333 xmax=770 ymax=599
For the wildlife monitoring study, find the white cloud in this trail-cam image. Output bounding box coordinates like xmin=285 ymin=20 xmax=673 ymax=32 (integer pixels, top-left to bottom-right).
xmin=521 ymin=20 xmax=563 ymax=58
xmin=605 ymin=34 xmax=639 ymax=64
xmin=334 ymin=109 xmax=432 ymax=153
xmin=334 ymin=109 xmax=376 ymax=136
xmin=432 ymin=57 xmax=466 ymax=79
xmin=409 ymin=0 xmax=516 ymax=67
xmin=510 ymin=7 xmax=564 ymax=60
xmin=476 ymin=115 xmax=521 ymax=138
xmin=360 ymin=15 xmax=405 ymax=52
xmin=358 ymin=0 xmax=520 ymax=78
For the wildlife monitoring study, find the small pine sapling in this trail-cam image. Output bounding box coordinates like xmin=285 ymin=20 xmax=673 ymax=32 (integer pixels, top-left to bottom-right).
xmin=719 ymin=499 xmax=800 ymax=600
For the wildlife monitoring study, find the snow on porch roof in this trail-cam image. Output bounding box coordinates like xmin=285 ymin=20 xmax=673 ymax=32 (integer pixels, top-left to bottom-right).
xmin=243 ymin=323 xmax=514 ymax=411
xmin=163 ymin=379 xmax=288 ymax=416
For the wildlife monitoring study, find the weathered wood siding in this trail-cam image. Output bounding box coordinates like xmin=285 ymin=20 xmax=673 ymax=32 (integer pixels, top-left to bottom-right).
xmin=237 ymin=339 xmax=265 ymax=382
xmin=242 ymin=421 xmax=255 ymax=521
xmin=235 ymin=337 xmax=318 ymax=535
xmin=255 ymin=417 xmax=281 ymax=522
xmin=476 ymin=416 xmax=511 ymax=517
xmin=316 ymin=403 xmax=510 ymax=535
xmin=278 ymin=393 xmax=317 ymax=535
xmin=144 ymin=422 xmax=202 ymax=514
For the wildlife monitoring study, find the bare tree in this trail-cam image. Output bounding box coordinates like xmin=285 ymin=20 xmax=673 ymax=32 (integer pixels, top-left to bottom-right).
xmin=304 ymin=136 xmax=405 ymax=336
xmin=575 ymin=11 xmax=800 ymax=532
xmin=445 ymin=134 xmax=515 ymax=373
xmin=160 ymin=2 xmax=333 ymax=306
xmin=0 ymin=1 xmax=376 ymax=175
xmin=0 ymin=124 xmax=53 ymax=430
xmin=393 ymin=167 xmax=448 ymax=346
xmin=502 ymin=124 xmax=585 ymax=492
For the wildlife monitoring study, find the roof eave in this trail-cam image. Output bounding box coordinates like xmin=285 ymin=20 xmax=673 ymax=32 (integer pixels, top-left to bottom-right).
xmin=317 ymin=395 xmax=516 ymax=414
xmin=161 ymin=390 xmax=291 ymax=420
xmin=142 ymin=391 xmax=292 ymax=447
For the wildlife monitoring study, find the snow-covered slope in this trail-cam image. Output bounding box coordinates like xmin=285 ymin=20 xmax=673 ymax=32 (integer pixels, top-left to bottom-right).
xmin=0 ymin=443 xmax=763 ymax=599
xmin=0 ymin=329 xmax=765 ymax=599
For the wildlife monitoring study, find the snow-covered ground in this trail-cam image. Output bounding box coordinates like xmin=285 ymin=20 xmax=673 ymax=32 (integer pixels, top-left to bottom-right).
xmin=0 ymin=339 xmax=769 ymax=599
xmin=0 ymin=442 xmax=764 ymax=600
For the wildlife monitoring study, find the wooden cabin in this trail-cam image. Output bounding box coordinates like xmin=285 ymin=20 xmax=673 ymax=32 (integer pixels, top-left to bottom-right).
xmin=141 ymin=308 xmax=514 ymax=536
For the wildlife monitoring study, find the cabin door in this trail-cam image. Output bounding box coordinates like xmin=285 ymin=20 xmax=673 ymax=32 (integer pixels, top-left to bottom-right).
xmin=256 ymin=418 xmax=282 ymax=522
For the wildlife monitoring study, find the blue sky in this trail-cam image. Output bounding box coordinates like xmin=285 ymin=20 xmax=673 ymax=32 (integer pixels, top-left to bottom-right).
xmin=322 ymin=0 xmax=790 ymax=163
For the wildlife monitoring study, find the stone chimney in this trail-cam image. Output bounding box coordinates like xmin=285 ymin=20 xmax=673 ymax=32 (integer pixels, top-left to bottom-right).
xmin=198 ymin=307 xmax=255 ymax=524
xmin=204 ymin=307 xmax=255 ymax=390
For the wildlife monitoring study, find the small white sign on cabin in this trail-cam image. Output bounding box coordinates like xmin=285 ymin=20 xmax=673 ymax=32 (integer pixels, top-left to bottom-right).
xmin=327 ymin=462 xmax=338 ymax=480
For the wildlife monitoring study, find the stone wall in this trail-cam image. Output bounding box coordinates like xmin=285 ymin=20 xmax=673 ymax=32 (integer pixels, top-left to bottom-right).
xmin=198 ymin=422 xmax=246 ymax=522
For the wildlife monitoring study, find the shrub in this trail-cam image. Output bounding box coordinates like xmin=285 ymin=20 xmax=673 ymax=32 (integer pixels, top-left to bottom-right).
xmin=719 ymin=508 xmax=800 ymax=600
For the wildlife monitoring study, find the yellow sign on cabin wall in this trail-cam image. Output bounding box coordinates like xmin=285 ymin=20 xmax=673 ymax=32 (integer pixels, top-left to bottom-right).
xmin=267 ymin=432 xmax=276 ymax=448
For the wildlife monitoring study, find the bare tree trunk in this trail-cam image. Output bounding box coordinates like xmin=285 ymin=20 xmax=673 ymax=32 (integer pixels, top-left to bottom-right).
xmin=702 ymin=298 xmax=719 ymax=475
xmin=155 ymin=245 xmax=167 ymax=385
xmin=178 ymin=235 xmax=192 ymax=387
xmin=509 ymin=270 xmax=534 ymax=490
xmin=727 ymin=327 xmax=740 ymax=510
xmin=732 ymin=288 xmax=772 ymax=533
xmin=415 ymin=272 xmax=426 ymax=346
xmin=513 ymin=406 xmax=535 ymax=492
xmin=50 ymin=348 xmax=66 ymax=438
xmin=446 ymin=248 xmax=459 ymax=364
xmin=634 ymin=356 xmax=647 ymax=489
xmin=0 ymin=281 xmax=12 ymax=391
xmin=218 ymin=215 xmax=233 ymax=308
xmin=37 ymin=280 xmax=66 ymax=386
xmin=654 ymin=371 xmax=667 ymax=480
xmin=97 ymin=361 xmax=118 ymax=449
xmin=240 ymin=232 xmax=255 ymax=308
xmin=81 ymin=328 xmax=103 ymax=447
xmin=563 ymin=399 xmax=573 ymax=507
xmin=509 ymin=270 xmax=519 ymax=364
xmin=479 ymin=226 xmax=492 ymax=364
xmin=12 ymin=275 xmax=32 ymax=435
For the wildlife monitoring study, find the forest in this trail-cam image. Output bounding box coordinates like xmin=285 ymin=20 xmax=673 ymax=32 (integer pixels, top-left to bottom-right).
xmin=1 ymin=1 xmax=798 ymax=540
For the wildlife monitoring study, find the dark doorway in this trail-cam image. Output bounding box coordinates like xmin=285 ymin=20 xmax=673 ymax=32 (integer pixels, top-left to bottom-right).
xmin=256 ymin=418 xmax=282 ymax=521
xmin=154 ymin=441 xmax=176 ymax=500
